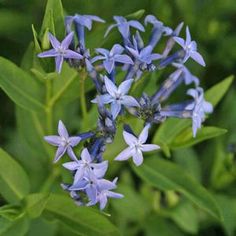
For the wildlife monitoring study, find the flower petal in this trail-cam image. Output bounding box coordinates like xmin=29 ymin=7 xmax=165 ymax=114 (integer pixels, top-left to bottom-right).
xmin=123 ymin=131 xmax=138 ymax=146
xmin=48 ymin=33 xmax=60 ymax=49
xmin=138 ymin=124 xmax=150 ymax=144
xmin=53 ymin=146 xmax=67 ymax=163
xmin=81 ymin=148 xmax=92 ymax=162
xmin=69 ymin=136 xmax=81 ymax=146
xmin=38 ymin=49 xmax=58 ymax=58
xmin=115 ymin=147 xmax=132 ymax=161
xmin=111 ymin=102 xmax=121 ymax=119
xmin=118 ymin=79 xmax=133 ymax=95
xmin=140 ymin=144 xmax=160 ymax=152
xmin=190 ymin=51 xmax=206 ymax=67
xmin=61 ymin=32 xmax=74 ymax=48
xmin=55 ymin=56 xmax=64 ymax=73
xmin=104 ymin=76 xmax=118 ymax=97
xmin=44 ymin=135 xmax=61 ymax=146
xmin=62 ymin=161 xmax=79 ymax=171
xmin=132 ymin=150 xmax=143 ymax=166
xmin=110 ymin=44 xmax=124 ymax=55
xmin=58 ymin=120 xmax=69 ymax=139
xmin=64 ymin=50 xmax=83 ymax=60
xmin=103 ymin=59 xmax=115 ymax=74
xmin=114 ymin=54 xmax=133 ymax=65
xmin=121 ymin=95 xmax=140 ymax=107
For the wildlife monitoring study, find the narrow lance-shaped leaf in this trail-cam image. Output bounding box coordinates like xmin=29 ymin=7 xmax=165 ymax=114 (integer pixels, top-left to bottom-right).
xmin=133 ymin=156 xmax=222 ymax=220
xmin=0 ymin=57 xmax=45 ymax=112
xmin=43 ymin=194 xmax=120 ymax=236
xmin=171 ymin=126 xmax=227 ymax=149
xmin=0 ymin=148 xmax=30 ymax=204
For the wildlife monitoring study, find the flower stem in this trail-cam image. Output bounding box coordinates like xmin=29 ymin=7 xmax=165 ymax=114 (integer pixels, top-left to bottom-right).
xmin=80 ymin=70 xmax=88 ymax=122
xmin=46 ymin=79 xmax=53 ymax=133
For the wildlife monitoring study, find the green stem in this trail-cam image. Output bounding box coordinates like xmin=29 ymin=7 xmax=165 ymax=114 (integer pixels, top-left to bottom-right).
xmin=80 ymin=70 xmax=88 ymax=121
xmin=46 ymin=79 xmax=53 ymax=133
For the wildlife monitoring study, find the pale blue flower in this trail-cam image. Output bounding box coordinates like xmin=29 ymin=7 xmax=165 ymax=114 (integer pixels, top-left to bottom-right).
xmin=44 ymin=120 xmax=81 ymax=162
xmin=38 ymin=32 xmax=83 ymax=73
xmin=186 ymin=88 xmax=213 ymax=137
xmin=87 ymin=177 xmax=123 ymax=210
xmin=174 ymin=26 xmax=206 ymax=66
xmin=126 ymin=45 xmax=162 ymax=65
xmin=92 ymin=44 xmax=133 ymax=73
xmin=115 ymin=124 xmax=160 ymax=166
xmin=105 ymin=16 xmax=144 ymax=38
xmin=63 ymin=148 xmax=108 ymax=184
xmin=92 ymin=76 xmax=140 ymax=119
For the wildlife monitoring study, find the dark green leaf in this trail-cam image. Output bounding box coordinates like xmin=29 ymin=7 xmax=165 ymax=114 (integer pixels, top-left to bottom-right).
xmin=43 ymin=194 xmax=120 ymax=236
xmin=0 ymin=57 xmax=45 ymax=112
xmin=133 ymin=156 xmax=222 ymax=220
xmin=0 ymin=148 xmax=30 ymax=204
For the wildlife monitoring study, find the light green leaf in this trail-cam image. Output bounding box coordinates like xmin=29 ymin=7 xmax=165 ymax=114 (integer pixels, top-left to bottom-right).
xmin=126 ymin=9 xmax=146 ymax=20
xmin=133 ymin=156 xmax=222 ymax=220
xmin=0 ymin=57 xmax=45 ymax=112
xmin=167 ymin=201 xmax=199 ymax=234
xmin=40 ymin=0 xmax=64 ymax=38
xmin=0 ymin=216 xmax=29 ymax=236
xmin=43 ymin=194 xmax=120 ymax=236
xmin=205 ymin=75 xmax=234 ymax=107
xmin=171 ymin=126 xmax=227 ymax=149
xmin=0 ymin=149 xmax=30 ymax=204
xmin=25 ymin=193 xmax=49 ymax=219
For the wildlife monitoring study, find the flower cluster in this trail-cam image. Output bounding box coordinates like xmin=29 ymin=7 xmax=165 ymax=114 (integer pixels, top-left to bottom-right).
xmin=40 ymin=13 xmax=213 ymax=210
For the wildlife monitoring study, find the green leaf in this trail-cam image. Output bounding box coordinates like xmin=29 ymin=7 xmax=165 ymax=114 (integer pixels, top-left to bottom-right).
xmin=43 ymin=194 xmax=120 ymax=236
xmin=133 ymin=156 xmax=222 ymax=220
xmin=0 ymin=216 xmax=29 ymax=236
xmin=205 ymin=75 xmax=234 ymax=107
xmin=0 ymin=148 xmax=30 ymax=204
xmin=171 ymin=126 xmax=227 ymax=149
xmin=126 ymin=9 xmax=146 ymax=19
xmin=0 ymin=57 xmax=45 ymax=112
xmin=25 ymin=193 xmax=49 ymax=219
xmin=167 ymin=201 xmax=199 ymax=234
xmin=0 ymin=205 xmax=23 ymax=221
xmin=40 ymin=0 xmax=64 ymax=38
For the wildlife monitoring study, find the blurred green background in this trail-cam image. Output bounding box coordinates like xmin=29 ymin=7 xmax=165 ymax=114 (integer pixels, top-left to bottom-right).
xmin=0 ymin=0 xmax=236 ymax=236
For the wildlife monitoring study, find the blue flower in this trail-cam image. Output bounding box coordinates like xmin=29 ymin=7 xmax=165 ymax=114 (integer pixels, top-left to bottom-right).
xmin=87 ymin=177 xmax=123 ymax=210
xmin=186 ymin=87 xmax=213 ymax=137
xmin=171 ymin=63 xmax=199 ymax=86
xmin=115 ymin=124 xmax=160 ymax=166
xmin=126 ymin=45 xmax=162 ymax=65
xmin=92 ymin=44 xmax=133 ymax=73
xmin=92 ymin=76 xmax=140 ymax=119
xmin=38 ymin=32 xmax=83 ymax=73
xmin=105 ymin=16 xmax=145 ymax=39
xmin=174 ymin=26 xmax=206 ymax=66
xmin=65 ymin=14 xmax=105 ymax=32
xmin=44 ymin=120 xmax=81 ymax=162
xmin=63 ymin=148 xmax=108 ymax=184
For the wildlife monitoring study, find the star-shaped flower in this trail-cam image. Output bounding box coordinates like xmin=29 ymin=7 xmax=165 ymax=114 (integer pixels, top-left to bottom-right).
xmin=87 ymin=177 xmax=123 ymax=210
xmin=65 ymin=14 xmax=105 ymax=32
xmin=105 ymin=16 xmax=144 ymax=38
xmin=91 ymin=44 xmax=133 ymax=73
xmin=69 ymin=172 xmax=117 ymax=205
xmin=92 ymin=76 xmax=140 ymax=119
xmin=115 ymin=124 xmax=160 ymax=166
xmin=44 ymin=120 xmax=81 ymax=162
xmin=63 ymin=148 xmax=108 ymax=184
xmin=186 ymin=88 xmax=213 ymax=137
xmin=38 ymin=32 xmax=83 ymax=73
xmin=174 ymin=26 xmax=205 ymax=66
xmin=126 ymin=45 xmax=162 ymax=65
